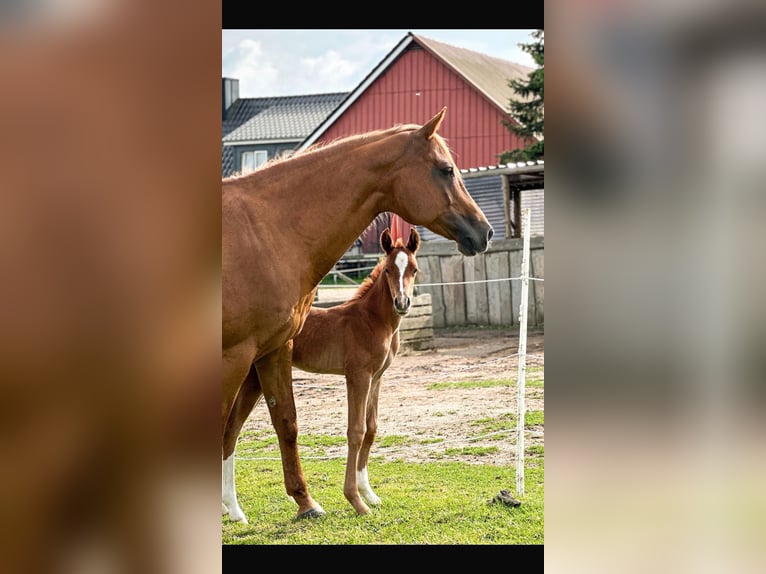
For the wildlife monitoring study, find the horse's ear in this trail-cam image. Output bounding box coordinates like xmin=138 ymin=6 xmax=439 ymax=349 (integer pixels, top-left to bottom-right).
xmin=407 ymin=227 xmax=421 ymax=254
xmin=417 ymin=107 xmax=446 ymax=140
xmin=380 ymin=228 xmax=394 ymax=254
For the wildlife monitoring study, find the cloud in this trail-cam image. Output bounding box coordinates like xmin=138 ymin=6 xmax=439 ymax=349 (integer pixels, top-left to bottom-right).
xmin=298 ymin=50 xmax=358 ymax=92
xmin=222 ymin=39 xmax=278 ymax=97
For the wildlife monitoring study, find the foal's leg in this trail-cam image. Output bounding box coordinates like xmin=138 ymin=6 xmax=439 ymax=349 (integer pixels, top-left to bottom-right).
xmin=357 ymin=371 xmax=383 ymax=506
xmin=358 ymin=340 xmax=397 ymax=506
xmin=256 ymin=343 xmax=325 ymax=519
xmin=222 ymin=365 xmax=262 ymax=524
xmin=344 ymin=368 xmax=374 ymax=514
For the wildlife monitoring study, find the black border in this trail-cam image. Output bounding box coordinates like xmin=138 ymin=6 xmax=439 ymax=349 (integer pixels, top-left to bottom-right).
xmin=224 ymin=544 xmax=544 ymax=570
xmin=223 ymin=6 xmax=543 ymax=31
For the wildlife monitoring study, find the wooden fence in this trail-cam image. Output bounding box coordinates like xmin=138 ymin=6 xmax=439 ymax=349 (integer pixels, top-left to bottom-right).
xmin=414 ymin=236 xmax=544 ymax=328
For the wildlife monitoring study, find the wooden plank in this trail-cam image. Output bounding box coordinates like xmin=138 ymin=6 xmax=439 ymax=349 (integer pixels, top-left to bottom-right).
xmin=485 ymin=251 xmax=512 ymax=325
xmin=415 ymin=236 xmax=543 ymax=258
xmin=510 ymin=247 xmax=536 ymax=327
xmin=463 ymin=255 xmax=489 ymax=325
xmin=531 ymin=248 xmax=544 ymax=327
xmin=400 ymin=326 xmax=434 ymax=340
xmin=405 ymin=304 xmax=432 ymax=318
xmin=399 ymin=326 xmax=434 ymax=341
xmin=440 ymin=255 xmax=466 ymax=326
xmin=409 ymin=293 xmax=431 ymax=308
xmin=416 ymin=255 xmax=445 ymax=328
xmin=509 ymin=249 xmax=522 ymax=326
xmin=399 ymin=315 xmax=433 ymax=331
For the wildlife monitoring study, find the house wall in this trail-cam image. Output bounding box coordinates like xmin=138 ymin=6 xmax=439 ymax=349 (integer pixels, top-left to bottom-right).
xmin=416 ymin=181 xmax=544 ymax=242
xmin=316 ymin=45 xmax=530 ymax=170
xmin=226 ymin=142 xmax=297 ymax=176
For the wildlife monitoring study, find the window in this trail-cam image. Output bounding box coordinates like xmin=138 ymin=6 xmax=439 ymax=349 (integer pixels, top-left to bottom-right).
xmin=241 ymin=150 xmax=267 ymax=174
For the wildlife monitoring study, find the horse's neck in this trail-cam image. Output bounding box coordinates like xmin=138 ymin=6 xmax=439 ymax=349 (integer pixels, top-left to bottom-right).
xmin=253 ymin=143 xmax=397 ymax=289
xmin=361 ymin=273 xmax=402 ymax=331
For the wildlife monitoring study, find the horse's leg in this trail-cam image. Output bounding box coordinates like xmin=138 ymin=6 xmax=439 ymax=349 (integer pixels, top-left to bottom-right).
xmin=357 ymin=370 xmax=383 ymax=507
xmin=255 ymin=343 xmax=325 ymax=519
xmin=344 ymin=368 xmax=374 ymax=514
xmin=222 ymin=339 xmax=256 ymax=440
xmin=222 ymin=365 xmax=262 ymax=524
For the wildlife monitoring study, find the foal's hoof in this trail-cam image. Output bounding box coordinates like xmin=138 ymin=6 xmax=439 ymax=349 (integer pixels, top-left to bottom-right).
xmin=297 ymin=507 xmax=326 ymax=520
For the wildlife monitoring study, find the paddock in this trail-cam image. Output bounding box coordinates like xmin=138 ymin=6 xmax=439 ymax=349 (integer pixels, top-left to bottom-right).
xmin=236 ymin=327 xmax=544 ymax=468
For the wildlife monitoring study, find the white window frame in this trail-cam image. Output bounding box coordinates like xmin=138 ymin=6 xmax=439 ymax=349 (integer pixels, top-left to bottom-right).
xmin=241 ymin=150 xmax=267 ymax=174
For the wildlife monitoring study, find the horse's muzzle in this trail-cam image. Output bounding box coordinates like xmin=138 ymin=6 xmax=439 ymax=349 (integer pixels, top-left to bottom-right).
xmin=457 ymin=221 xmax=494 ymax=256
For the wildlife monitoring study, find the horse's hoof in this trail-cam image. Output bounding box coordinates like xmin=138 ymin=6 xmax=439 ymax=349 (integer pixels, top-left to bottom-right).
xmin=226 ymin=507 xmax=249 ymax=524
xmin=297 ymin=507 xmax=326 ymax=519
xmin=227 ymin=514 xmax=248 ymax=525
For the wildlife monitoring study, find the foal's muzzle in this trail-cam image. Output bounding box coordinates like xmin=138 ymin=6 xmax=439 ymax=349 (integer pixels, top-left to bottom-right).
xmin=394 ymin=294 xmax=411 ymax=315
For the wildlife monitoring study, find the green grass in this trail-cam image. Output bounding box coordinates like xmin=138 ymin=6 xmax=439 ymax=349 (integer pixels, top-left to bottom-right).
xmin=223 ymin=457 xmax=543 ymax=544
xmin=440 ymin=445 xmax=501 ymax=458
xmin=427 ymin=379 xmax=512 ymax=390
xmin=225 ymin=374 xmax=544 ymax=544
xmin=470 ymin=410 xmax=544 ymax=436
xmin=427 ymin=377 xmax=543 ymax=391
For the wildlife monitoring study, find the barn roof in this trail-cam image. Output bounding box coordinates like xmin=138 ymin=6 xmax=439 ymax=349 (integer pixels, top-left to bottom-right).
xmin=223 ymin=92 xmax=348 ymax=144
xmin=299 ymin=32 xmax=533 ymax=150
xmin=415 ymin=34 xmax=534 ymax=112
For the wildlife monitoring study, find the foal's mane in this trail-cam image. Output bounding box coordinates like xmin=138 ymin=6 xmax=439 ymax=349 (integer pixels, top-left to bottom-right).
xmin=349 ymin=239 xmax=407 ymax=302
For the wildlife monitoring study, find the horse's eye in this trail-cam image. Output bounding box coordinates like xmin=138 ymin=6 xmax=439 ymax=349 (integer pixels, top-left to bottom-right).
xmin=440 ymin=166 xmax=454 ymax=177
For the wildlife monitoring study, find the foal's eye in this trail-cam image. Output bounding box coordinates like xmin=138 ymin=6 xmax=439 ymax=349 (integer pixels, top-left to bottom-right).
xmin=440 ymin=165 xmax=454 ymax=177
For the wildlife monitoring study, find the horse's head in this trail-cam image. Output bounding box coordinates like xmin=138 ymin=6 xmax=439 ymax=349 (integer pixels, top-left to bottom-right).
xmin=388 ymin=108 xmax=494 ymax=256
xmin=380 ymin=227 xmax=420 ymax=316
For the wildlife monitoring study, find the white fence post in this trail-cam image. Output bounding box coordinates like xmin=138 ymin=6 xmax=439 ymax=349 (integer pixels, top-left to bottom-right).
xmin=515 ymin=208 xmax=531 ymax=498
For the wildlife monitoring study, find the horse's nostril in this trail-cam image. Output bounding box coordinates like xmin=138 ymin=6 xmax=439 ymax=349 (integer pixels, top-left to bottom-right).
xmin=487 ymin=227 xmax=494 ymax=241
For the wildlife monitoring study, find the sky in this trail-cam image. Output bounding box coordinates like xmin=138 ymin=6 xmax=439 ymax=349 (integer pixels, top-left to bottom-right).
xmin=222 ymin=30 xmax=538 ymax=98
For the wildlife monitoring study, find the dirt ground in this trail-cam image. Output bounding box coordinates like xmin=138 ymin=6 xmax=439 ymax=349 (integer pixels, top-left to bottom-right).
xmin=242 ymin=328 xmax=544 ymax=467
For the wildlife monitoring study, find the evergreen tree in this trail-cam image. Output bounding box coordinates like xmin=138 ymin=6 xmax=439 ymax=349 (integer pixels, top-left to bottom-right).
xmin=499 ymin=30 xmax=544 ymax=163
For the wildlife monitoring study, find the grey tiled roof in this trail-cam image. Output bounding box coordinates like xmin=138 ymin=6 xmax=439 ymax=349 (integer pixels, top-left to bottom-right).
xmin=222 ymin=144 xmax=235 ymax=177
xmin=222 ymin=93 xmax=348 ymax=143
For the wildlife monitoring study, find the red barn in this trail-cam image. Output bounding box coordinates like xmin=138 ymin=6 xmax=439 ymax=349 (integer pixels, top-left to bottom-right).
xmin=299 ymin=32 xmax=537 ymax=250
xmin=300 ymin=32 xmax=535 ymax=170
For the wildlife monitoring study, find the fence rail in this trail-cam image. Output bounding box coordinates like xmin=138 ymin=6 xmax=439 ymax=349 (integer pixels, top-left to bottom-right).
xmin=414 ymin=235 xmax=544 ymax=328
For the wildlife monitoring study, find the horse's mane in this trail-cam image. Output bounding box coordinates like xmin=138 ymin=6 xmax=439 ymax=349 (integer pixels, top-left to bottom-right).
xmin=349 ymin=239 xmax=407 ymax=302
xmin=222 ymin=123 xmax=421 ymax=182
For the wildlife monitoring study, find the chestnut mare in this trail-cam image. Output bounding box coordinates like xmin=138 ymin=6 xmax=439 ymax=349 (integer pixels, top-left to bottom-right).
xmin=222 ymin=108 xmax=493 ymax=523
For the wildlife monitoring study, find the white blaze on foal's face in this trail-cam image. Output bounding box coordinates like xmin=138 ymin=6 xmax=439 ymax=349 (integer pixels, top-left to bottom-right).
xmin=394 ymin=250 xmax=408 ymax=295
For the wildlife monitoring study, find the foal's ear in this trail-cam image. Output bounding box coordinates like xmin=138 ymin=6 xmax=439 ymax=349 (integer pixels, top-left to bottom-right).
xmin=407 ymin=228 xmax=421 ymax=254
xmin=417 ymin=107 xmax=446 ymax=140
xmin=380 ymin=228 xmax=394 ymax=254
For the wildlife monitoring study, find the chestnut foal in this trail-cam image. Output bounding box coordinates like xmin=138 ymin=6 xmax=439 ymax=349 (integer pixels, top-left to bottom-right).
xmin=291 ymin=227 xmax=420 ymax=514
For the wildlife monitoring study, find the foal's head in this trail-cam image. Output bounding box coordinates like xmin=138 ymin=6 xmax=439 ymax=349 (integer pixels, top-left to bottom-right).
xmin=380 ymin=227 xmax=421 ymax=315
